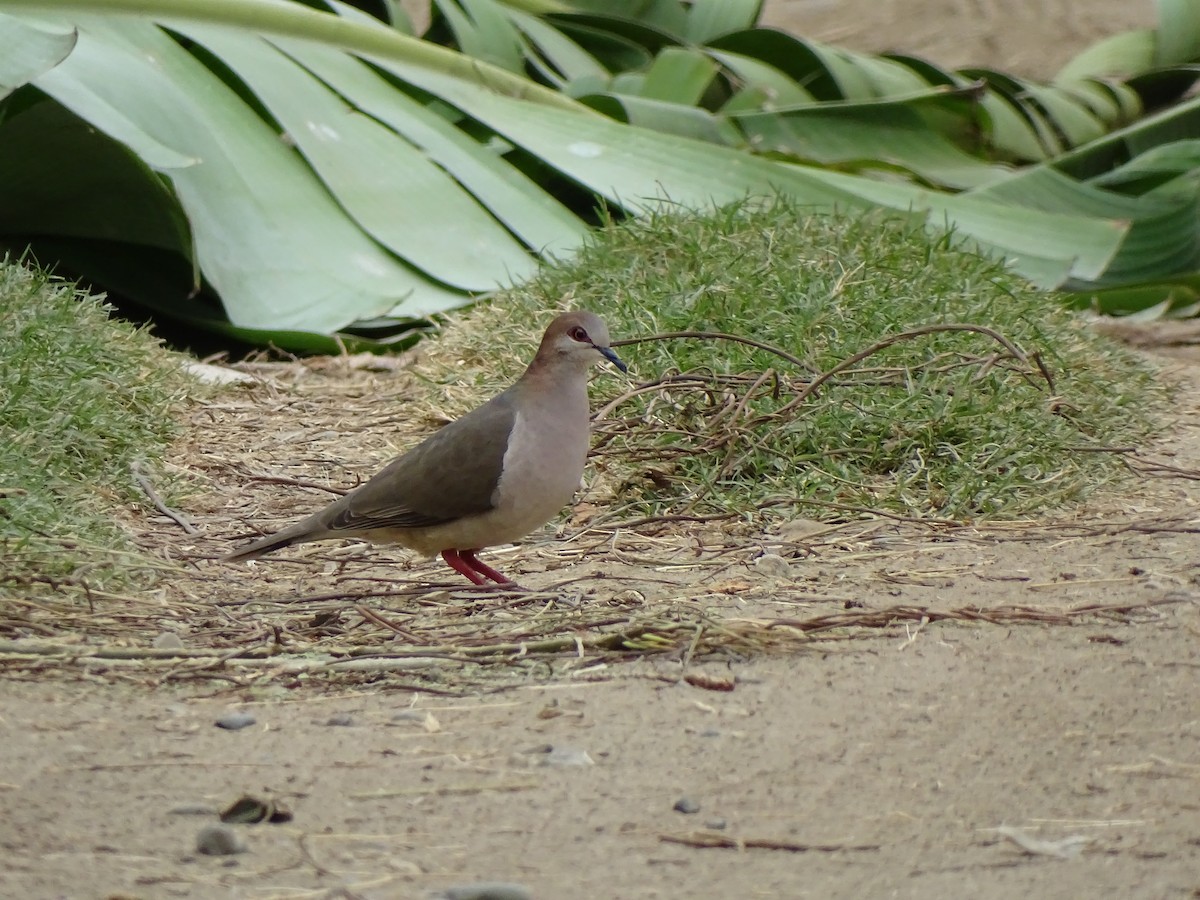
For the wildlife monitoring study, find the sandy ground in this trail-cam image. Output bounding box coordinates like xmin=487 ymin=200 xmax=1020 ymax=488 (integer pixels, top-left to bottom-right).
xmin=4 ymin=3 xmax=1197 ymax=900
xmin=761 ymin=0 xmax=1157 ymax=78
xmin=5 ymin=347 xmax=1198 ymax=900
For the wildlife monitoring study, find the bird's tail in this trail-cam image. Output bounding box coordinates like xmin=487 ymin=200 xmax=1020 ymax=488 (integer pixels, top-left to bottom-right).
xmin=222 ymin=530 xmax=301 ymax=563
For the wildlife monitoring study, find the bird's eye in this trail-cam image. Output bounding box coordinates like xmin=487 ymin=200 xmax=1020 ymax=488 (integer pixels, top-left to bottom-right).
xmin=568 ymin=326 xmax=589 ymax=343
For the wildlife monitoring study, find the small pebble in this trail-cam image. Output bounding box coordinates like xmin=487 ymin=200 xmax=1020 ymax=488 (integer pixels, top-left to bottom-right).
xmin=220 ymin=795 xmax=292 ymax=824
xmin=673 ymin=797 xmax=701 ymax=814
xmin=325 ymin=713 xmax=354 ymax=727
xmin=152 ymin=632 xmax=184 ymax=650
xmin=776 ymin=518 xmax=826 ymax=541
xmin=540 ymin=745 xmax=594 ymax=768
xmin=754 ymin=553 xmax=794 ymax=579
xmin=436 ymin=883 xmax=532 ymax=900
xmin=704 ymin=819 xmax=727 ymax=830
xmin=182 ymin=361 xmax=255 ymax=385
xmin=699 ymin=728 xmax=721 ymax=738
xmin=215 ymin=712 xmax=256 ymax=731
xmin=195 ymin=824 xmax=246 ymax=856
xmin=389 ymin=710 xmax=441 ymax=732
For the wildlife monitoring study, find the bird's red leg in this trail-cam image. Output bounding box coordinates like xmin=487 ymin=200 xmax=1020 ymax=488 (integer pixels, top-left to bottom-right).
xmin=459 ymin=549 xmax=514 ymax=585
xmin=441 ymin=549 xmax=487 ymax=585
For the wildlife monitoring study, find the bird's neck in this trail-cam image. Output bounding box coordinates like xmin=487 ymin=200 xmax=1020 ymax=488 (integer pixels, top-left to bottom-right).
xmin=516 ymin=360 xmax=591 ymax=411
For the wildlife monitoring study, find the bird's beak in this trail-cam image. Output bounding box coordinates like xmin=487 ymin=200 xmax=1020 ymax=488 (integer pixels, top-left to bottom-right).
xmin=598 ymin=345 xmax=628 ymax=373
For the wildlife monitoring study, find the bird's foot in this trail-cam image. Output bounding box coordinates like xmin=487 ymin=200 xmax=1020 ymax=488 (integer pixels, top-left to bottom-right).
xmin=442 ymin=549 xmax=524 ymax=589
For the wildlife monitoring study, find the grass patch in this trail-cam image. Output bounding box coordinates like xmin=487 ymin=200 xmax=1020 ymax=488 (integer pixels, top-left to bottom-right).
xmin=0 ymin=260 xmax=190 ymax=595
xmin=435 ymin=199 xmax=1163 ymax=522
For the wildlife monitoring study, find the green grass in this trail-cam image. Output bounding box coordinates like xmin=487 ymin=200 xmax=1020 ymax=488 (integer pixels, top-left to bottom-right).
xmin=0 ymin=197 xmax=1163 ymax=606
xmin=0 ymin=260 xmax=190 ymax=595
xmin=449 ymin=199 xmax=1163 ymax=522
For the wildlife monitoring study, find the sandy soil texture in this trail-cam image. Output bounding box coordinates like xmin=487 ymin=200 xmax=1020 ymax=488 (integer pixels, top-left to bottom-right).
xmin=763 ymin=0 xmax=1156 ymax=78
xmin=5 ymin=344 xmax=1198 ymax=900
xmin=3 ymin=3 xmax=1196 ymax=899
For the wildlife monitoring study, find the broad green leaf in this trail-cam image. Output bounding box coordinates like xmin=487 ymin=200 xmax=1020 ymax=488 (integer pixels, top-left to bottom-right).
xmin=977 ymin=91 xmax=1050 ymax=162
xmin=394 ymin=85 xmax=1125 ymax=284
xmin=1023 ymin=83 xmax=1108 ymax=146
xmin=720 ymin=84 xmax=773 ymax=114
xmin=882 ymin=53 xmax=960 ymax=87
xmin=972 ymin=165 xmax=1200 ymax=286
xmin=609 ymin=71 xmax=645 ymax=95
xmin=0 ymin=12 xmax=76 ymax=98
xmin=639 ymin=47 xmax=716 ymax=104
xmin=33 ymin=16 xmax=462 ymax=332
xmin=1053 ymin=78 xmax=1141 ymax=129
xmin=706 ymin=49 xmax=815 ymax=107
xmin=1088 ymin=192 xmax=1200 ymax=288
xmin=563 ymin=72 xmax=609 ymax=97
xmin=3 ymin=0 xmax=581 ymax=111
xmin=1125 ymin=66 xmax=1200 ymax=109
xmin=361 ymin=57 xmax=853 ymax=209
xmin=1156 ymin=0 xmax=1200 ymax=66
xmin=876 ymin=55 xmax=1052 ymax=161
xmin=549 ymin=10 xmax=681 ymax=54
xmin=424 ymin=87 xmax=863 ymax=209
xmin=1053 ymin=92 xmax=1200 ymax=180
xmin=17 ymin=232 xmax=428 ymax=351
xmin=541 ymin=18 xmax=652 ymax=72
xmin=1072 ymin=276 xmax=1200 ymax=315
xmin=3 ymin=21 xmax=196 ymax=170
xmin=557 ymin=0 xmax=688 ymax=39
xmin=974 ymin=159 xmax=1157 ymax=216
xmin=1099 ymin=78 xmax=1147 ymax=123
xmin=683 ymin=0 xmax=762 ymax=44
xmin=272 ymin=37 xmax=587 ymax=256
xmin=1088 ymin=139 xmax=1200 ymax=191
xmin=835 ymin=51 xmax=935 ymax=97
xmin=796 ymin=166 xmax=1127 ymax=285
xmin=504 ymin=8 xmax=610 ymax=84
xmin=732 ymin=92 xmax=1011 ymax=190
xmin=1053 ymin=80 xmax=1122 ymax=127
xmin=433 ymin=0 xmax=524 ymax=73
xmin=35 ymin=232 xmax=431 ymax=349
xmin=791 ymin=44 xmax=877 ymax=100
xmin=0 ymin=97 xmax=191 ymax=253
xmin=580 ymin=92 xmax=741 ymax=145
xmin=3 ymin=0 xmax=1196 ymax=344
xmin=709 ymin=29 xmax=857 ymax=100
xmin=962 ymin=69 xmax=1067 ymax=156
xmin=373 ymin=0 xmax=414 ymax=34
xmin=181 ymin=23 xmax=537 ymax=291
xmin=1055 ymin=30 xmax=1155 ymax=81
xmin=714 ymin=31 xmax=933 ymax=100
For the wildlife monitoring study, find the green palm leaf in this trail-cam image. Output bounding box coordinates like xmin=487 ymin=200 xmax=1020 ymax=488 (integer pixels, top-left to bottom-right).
xmin=0 ymin=0 xmax=1197 ymax=344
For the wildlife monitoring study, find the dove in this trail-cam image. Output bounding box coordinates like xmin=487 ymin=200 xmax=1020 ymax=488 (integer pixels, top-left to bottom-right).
xmin=225 ymin=311 xmax=626 ymax=585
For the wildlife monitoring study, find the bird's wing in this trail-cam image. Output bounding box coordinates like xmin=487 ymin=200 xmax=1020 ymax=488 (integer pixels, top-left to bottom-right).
xmin=322 ymin=389 xmax=517 ymax=534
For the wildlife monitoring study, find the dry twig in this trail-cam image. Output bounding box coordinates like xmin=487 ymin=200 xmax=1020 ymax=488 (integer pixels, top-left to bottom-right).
xmin=660 ymin=830 xmax=880 ymax=852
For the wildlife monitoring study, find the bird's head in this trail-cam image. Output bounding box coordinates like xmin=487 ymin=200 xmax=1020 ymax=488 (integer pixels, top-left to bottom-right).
xmin=539 ymin=310 xmax=627 ymax=373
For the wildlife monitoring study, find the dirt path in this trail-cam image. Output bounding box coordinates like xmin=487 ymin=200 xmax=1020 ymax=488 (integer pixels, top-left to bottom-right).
xmin=3 ymin=343 xmax=1198 ymax=899
xmin=5 ymin=622 xmax=1197 ymax=898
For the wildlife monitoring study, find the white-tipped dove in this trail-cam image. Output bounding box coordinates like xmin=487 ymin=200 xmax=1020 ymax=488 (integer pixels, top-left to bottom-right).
xmin=225 ymin=311 xmax=626 ymax=585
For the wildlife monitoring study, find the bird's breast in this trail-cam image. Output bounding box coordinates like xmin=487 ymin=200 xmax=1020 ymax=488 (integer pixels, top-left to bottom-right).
xmin=492 ymin=402 xmax=589 ymax=528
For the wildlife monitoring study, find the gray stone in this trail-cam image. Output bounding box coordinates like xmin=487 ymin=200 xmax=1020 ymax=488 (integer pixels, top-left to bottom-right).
xmin=196 ymin=824 xmax=246 ymax=856
xmin=214 ymin=711 xmax=256 ymax=731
